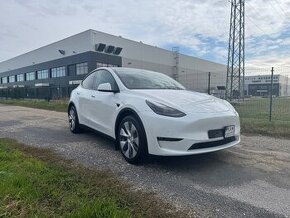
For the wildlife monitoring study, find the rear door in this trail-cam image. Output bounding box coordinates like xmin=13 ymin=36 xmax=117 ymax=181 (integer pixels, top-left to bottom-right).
xmin=78 ymin=72 xmax=97 ymax=126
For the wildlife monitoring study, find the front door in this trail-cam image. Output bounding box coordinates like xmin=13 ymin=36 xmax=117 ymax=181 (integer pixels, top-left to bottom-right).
xmin=88 ymin=70 xmax=120 ymax=137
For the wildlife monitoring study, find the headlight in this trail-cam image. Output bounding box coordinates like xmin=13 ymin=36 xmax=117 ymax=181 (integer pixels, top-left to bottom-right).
xmin=145 ymin=100 xmax=186 ymax=117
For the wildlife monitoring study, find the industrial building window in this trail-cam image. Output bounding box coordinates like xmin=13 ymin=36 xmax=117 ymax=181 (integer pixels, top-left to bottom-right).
xmin=26 ymin=72 xmax=35 ymax=81
xmin=1 ymin=77 xmax=8 ymax=84
xmin=51 ymin=66 xmax=66 ymax=78
xmin=37 ymin=69 xmax=49 ymax=79
xmin=76 ymin=63 xmax=88 ymax=75
xmin=17 ymin=74 xmax=24 ymax=82
xmin=97 ymin=62 xmax=106 ymax=68
xmin=96 ymin=62 xmax=118 ymax=68
xmin=9 ymin=75 xmax=15 ymax=83
xmin=108 ymin=64 xmax=118 ymax=67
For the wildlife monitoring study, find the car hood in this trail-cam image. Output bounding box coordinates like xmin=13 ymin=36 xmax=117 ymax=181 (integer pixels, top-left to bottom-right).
xmin=131 ymin=89 xmax=230 ymax=113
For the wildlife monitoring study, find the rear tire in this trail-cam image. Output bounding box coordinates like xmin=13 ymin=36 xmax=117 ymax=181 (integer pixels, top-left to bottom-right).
xmin=118 ymin=115 xmax=147 ymax=164
xmin=68 ymin=106 xmax=81 ymax=133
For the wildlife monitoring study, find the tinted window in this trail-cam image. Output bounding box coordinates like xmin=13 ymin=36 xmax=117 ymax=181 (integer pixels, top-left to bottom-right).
xmin=2 ymin=77 xmax=8 ymax=84
xmin=82 ymin=72 xmax=96 ymax=89
xmin=17 ymin=74 xmax=24 ymax=82
xmin=37 ymin=70 xmax=49 ymax=79
xmin=51 ymin=66 xmax=65 ymax=78
xmin=114 ymin=68 xmax=184 ymax=90
xmin=76 ymin=63 xmax=88 ymax=75
xmin=26 ymin=72 xmax=35 ymax=81
xmin=9 ymin=76 xmax=15 ymax=83
xmin=95 ymin=70 xmax=118 ymax=91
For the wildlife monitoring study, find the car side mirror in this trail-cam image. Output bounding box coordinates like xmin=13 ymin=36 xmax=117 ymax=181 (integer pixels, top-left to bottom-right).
xmin=97 ymin=83 xmax=118 ymax=93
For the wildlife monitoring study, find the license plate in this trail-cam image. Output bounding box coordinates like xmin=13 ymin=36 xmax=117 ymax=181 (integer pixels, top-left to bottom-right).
xmin=224 ymin=126 xmax=235 ymax=138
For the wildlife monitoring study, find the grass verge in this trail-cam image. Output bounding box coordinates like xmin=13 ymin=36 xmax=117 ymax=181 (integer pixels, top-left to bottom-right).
xmin=0 ymin=99 xmax=67 ymax=112
xmin=240 ymin=118 xmax=290 ymax=138
xmin=0 ymin=138 xmax=186 ymax=218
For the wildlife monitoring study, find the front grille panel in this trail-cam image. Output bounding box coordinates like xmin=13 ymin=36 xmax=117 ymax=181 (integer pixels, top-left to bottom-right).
xmin=188 ymin=136 xmax=236 ymax=150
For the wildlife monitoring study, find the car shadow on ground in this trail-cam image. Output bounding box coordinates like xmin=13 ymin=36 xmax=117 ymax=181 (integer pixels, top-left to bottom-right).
xmin=147 ymin=151 xmax=263 ymax=187
xmin=84 ymin=129 xmax=259 ymax=186
xmin=84 ymin=128 xmax=233 ymax=169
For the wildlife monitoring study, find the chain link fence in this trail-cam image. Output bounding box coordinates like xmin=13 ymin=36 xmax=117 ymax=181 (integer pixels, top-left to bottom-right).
xmin=234 ymin=67 xmax=290 ymax=123
xmin=178 ymin=66 xmax=290 ymax=123
xmin=0 ymin=85 xmax=78 ymax=101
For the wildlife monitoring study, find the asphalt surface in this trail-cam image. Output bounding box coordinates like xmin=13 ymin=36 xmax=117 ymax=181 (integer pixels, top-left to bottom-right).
xmin=0 ymin=104 xmax=290 ymax=217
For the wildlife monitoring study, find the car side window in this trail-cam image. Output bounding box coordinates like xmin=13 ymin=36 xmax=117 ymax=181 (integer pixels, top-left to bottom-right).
xmin=95 ymin=70 xmax=118 ymax=91
xmin=82 ymin=72 xmax=96 ymax=89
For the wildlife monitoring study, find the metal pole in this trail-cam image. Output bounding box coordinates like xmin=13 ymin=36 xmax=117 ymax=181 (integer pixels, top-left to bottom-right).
xmin=242 ymin=0 xmax=245 ymax=101
xmin=226 ymin=0 xmax=234 ymax=100
xmin=238 ymin=0 xmax=242 ymax=100
xmin=269 ymin=67 xmax=274 ymax=122
xmin=208 ymin=72 xmax=211 ymax=95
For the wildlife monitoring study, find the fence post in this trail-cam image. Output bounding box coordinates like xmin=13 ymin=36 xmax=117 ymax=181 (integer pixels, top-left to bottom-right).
xmin=208 ymin=72 xmax=211 ymax=95
xmin=269 ymin=67 xmax=274 ymax=122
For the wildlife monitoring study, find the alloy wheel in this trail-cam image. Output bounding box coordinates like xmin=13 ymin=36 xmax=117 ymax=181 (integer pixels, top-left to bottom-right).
xmin=119 ymin=121 xmax=139 ymax=159
xmin=68 ymin=108 xmax=76 ymax=131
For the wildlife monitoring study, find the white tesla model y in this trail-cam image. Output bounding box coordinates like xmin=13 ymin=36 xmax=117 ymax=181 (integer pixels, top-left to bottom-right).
xmin=68 ymin=67 xmax=240 ymax=163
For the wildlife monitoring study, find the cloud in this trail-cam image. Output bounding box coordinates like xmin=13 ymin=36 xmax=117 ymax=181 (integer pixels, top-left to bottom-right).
xmin=0 ymin=0 xmax=290 ymax=70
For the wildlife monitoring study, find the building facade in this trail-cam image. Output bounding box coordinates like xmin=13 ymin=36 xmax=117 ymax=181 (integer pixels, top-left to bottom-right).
xmin=244 ymin=74 xmax=289 ymax=97
xmin=0 ymin=29 xmax=227 ymax=99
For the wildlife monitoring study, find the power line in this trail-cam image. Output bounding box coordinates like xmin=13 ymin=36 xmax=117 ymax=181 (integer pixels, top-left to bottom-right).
xmin=244 ymin=1 xmax=287 ymax=37
xmin=245 ymin=14 xmax=268 ymax=36
xmin=244 ymin=3 xmax=268 ymax=37
xmin=271 ymin=0 xmax=287 ymax=17
xmin=246 ymin=1 xmax=261 ymax=17
xmin=268 ymin=0 xmax=286 ymax=19
xmin=245 ymin=0 xmax=290 ymax=37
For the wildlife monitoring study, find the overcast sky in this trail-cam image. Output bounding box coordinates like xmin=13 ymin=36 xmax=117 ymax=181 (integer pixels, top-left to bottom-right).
xmin=0 ymin=0 xmax=290 ymax=68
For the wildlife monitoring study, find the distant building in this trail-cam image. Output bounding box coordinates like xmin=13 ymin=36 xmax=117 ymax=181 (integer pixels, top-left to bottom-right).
xmin=0 ymin=29 xmax=227 ymax=99
xmin=244 ymin=74 xmax=289 ymax=97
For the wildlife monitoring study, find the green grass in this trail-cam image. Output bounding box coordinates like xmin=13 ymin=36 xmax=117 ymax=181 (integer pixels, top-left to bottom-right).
xmin=234 ymin=97 xmax=290 ymax=121
xmin=240 ymin=118 xmax=290 ymax=138
xmin=0 ymin=99 xmax=68 ymax=112
xmin=233 ymin=97 xmax=290 ymax=138
xmin=0 ymin=138 xmax=183 ymax=218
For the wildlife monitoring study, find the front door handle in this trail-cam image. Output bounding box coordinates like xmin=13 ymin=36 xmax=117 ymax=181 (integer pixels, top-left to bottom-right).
xmin=77 ymin=92 xmax=80 ymax=95
xmin=91 ymin=95 xmax=95 ymax=98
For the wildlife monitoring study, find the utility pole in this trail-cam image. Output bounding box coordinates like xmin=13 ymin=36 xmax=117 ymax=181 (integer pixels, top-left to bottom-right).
xmin=269 ymin=67 xmax=274 ymax=121
xmin=208 ymin=72 xmax=211 ymax=95
xmin=226 ymin=0 xmax=245 ymax=101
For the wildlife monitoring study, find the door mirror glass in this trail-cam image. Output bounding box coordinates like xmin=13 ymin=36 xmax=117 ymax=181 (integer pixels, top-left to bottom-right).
xmin=97 ymin=83 xmax=113 ymax=92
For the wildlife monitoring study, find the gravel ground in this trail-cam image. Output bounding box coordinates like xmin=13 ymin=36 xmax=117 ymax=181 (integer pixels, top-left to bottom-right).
xmin=1 ymin=104 xmax=290 ymax=217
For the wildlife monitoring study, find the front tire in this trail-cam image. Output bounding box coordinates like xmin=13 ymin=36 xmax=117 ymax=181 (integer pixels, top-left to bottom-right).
xmin=118 ymin=115 xmax=147 ymax=164
xmin=68 ymin=105 xmax=81 ymax=133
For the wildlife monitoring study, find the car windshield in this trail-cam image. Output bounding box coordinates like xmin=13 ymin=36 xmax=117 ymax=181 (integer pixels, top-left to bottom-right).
xmin=114 ymin=68 xmax=185 ymax=90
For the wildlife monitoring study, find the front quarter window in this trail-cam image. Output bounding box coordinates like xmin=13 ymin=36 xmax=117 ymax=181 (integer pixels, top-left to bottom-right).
xmin=95 ymin=70 xmax=119 ymax=91
xmin=82 ymin=72 xmax=96 ymax=89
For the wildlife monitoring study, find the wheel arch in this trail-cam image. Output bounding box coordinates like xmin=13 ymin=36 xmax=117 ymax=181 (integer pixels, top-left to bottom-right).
xmin=114 ymin=108 xmax=147 ymax=145
xmin=68 ymin=101 xmax=76 ymax=114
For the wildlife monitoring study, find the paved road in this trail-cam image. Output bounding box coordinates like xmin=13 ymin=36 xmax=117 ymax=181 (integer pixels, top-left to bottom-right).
xmin=1 ymin=104 xmax=290 ymax=217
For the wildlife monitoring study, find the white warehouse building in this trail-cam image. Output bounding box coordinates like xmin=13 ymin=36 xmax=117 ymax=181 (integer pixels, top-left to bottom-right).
xmin=0 ymin=29 xmax=227 ymax=99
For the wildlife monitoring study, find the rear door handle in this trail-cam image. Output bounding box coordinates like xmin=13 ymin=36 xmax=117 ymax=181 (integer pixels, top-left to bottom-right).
xmin=91 ymin=95 xmax=95 ymax=98
xmin=77 ymin=92 xmax=80 ymax=95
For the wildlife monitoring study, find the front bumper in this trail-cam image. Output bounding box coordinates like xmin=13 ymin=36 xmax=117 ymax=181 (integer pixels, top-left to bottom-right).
xmin=139 ymin=110 xmax=240 ymax=156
